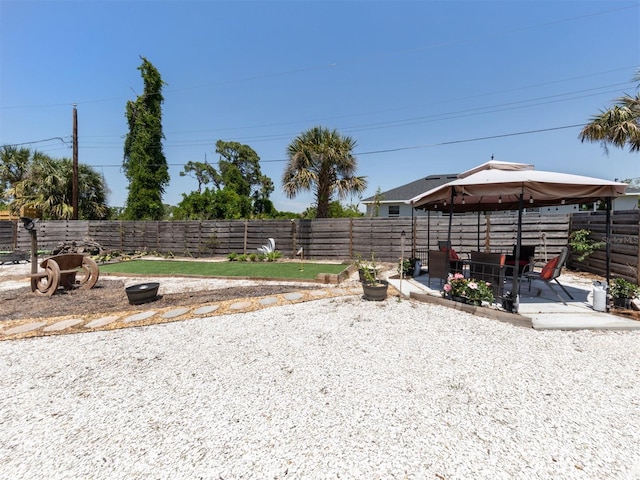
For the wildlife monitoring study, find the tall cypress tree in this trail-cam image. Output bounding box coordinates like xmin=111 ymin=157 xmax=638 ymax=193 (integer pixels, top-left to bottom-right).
xmin=122 ymin=57 xmax=169 ymax=220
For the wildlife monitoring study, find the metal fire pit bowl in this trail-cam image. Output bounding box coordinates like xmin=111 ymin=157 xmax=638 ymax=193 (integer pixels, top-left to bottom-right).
xmin=125 ymin=282 xmax=160 ymax=305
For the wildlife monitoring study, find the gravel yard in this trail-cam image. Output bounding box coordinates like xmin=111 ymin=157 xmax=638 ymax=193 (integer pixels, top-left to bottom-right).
xmin=1 ymin=294 xmax=639 ymax=479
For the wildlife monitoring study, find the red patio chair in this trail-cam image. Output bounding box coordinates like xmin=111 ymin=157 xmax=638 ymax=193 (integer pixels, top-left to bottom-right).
xmin=521 ymin=247 xmax=574 ymax=304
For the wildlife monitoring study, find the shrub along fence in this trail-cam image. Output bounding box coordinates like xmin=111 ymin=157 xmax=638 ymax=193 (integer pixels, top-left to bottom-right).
xmin=1 ymin=211 xmax=638 ymax=283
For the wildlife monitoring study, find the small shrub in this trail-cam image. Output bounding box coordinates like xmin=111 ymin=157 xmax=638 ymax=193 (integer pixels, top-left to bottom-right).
xmin=227 ymin=252 xmax=238 ymax=261
xmin=398 ymin=257 xmax=419 ymax=276
xmin=609 ymin=278 xmax=640 ymax=299
xmin=265 ymin=250 xmax=282 ymax=262
xmin=569 ymin=229 xmax=605 ymax=261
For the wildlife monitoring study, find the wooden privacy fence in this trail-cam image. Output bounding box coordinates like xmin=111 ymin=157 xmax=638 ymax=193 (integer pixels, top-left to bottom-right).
xmin=570 ymin=210 xmax=640 ymax=284
xmin=1 ymin=212 xmax=638 ymax=283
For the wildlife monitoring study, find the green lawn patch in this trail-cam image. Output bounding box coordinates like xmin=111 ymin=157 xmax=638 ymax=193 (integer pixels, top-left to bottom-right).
xmin=98 ymin=259 xmax=348 ymax=281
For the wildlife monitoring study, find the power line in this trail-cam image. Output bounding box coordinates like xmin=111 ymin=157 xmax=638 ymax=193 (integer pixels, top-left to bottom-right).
xmin=2 ymin=137 xmax=71 ymax=148
xmin=353 ymin=124 xmax=587 ymax=157
xmin=47 ymin=79 xmax=633 ymax=149
xmin=74 ymin=123 xmax=589 ymax=167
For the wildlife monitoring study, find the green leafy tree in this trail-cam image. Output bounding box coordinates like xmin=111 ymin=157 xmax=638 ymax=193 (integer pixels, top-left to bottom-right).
xmin=122 ymin=56 xmax=169 ymax=220
xmin=8 ymin=152 xmax=108 ymax=220
xmin=176 ymin=140 xmax=276 ymax=218
xmin=302 ymin=200 xmax=364 ymax=218
xmin=179 ymin=160 xmax=217 ymax=193
xmin=173 ymin=188 xmax=251 ymax=220
xmin=252 ymin=175 xmax=277 ymax=216
xmin=579 ymin=69 xmax=640 ymax=153
xmin=215 ymin=140 xmax=275 ymax=215
xmin=283 ymin=126 xmax=367 ymax=218
xmin=371 ymin=186 xmax=384 ymax=217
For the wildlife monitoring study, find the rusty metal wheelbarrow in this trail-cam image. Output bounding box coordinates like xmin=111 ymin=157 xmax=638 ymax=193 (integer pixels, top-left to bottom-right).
xmin=29 ymin=253 xmax=100 ymax=296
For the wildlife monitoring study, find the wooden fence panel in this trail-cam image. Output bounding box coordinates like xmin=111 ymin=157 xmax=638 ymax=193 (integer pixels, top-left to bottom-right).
xmin=5 ymin=212 xmax=638 ymax=283
xmin=570 ymin=210 xmax=640 ymax=283
xmin=0 ymin=220 xmax=16 ymax=250
xmin=16 ymin=221 xmax=90 ymax=251
xmin=88 ymin=221 xmax=122 ymax=251
xmin=299 ymin=218 xmax=353 ymax=260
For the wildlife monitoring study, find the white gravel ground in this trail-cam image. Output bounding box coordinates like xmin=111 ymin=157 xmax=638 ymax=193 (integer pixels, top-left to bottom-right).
xmin=1 ymin=294 xmax=639 ymax=479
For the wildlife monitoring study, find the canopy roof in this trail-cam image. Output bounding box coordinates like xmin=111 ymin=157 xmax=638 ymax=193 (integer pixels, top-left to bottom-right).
xmin=408 ymin=160 xmax=628 ymax=213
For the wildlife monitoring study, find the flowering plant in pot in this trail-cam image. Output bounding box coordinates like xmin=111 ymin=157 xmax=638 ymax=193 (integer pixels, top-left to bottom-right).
xmin=442 ymin=273 xmax=494 ymax=306
xmin=609 ymin=278 xmax=639 ymax=309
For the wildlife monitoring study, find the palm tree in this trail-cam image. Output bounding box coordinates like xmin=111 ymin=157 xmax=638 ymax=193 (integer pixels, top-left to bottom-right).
xmin=11 ymin=153 xmax=109 ymax=220
xmin=283 ymin=126 xmax=367 ymax=218
xmin=579 ymin=70 xmax=640 ymax=153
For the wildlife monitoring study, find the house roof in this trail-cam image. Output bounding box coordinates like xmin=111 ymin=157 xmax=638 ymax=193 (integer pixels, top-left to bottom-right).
xmin=362 ymin=174 xmax=458 ymax=203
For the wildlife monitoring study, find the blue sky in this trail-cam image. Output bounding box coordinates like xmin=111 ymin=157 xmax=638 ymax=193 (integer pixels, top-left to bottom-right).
xmin=1 ymin=0 xmax=639 ymax=213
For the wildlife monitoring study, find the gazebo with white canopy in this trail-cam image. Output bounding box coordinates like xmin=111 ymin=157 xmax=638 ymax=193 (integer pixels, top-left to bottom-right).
xmin=407 ymin=160 xmax=628 ymax=312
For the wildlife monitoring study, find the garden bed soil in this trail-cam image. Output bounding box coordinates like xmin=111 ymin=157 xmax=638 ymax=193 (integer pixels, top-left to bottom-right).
xmin=0 ymin=279 xmax=317 ymax=322
xmin=610 ymin=307 xmax=640 ymax=322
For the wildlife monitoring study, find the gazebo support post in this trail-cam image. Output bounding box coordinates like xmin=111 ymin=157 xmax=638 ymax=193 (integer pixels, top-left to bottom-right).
xmin=446 ymin=188 xmax=455 ymax=248
xmin=605 ymin=197 xmax=612 ymax=311
xmin=511 ymin=193 xmax=524 ymax=313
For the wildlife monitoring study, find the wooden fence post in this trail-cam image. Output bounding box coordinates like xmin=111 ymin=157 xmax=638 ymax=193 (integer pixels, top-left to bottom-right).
xmin=485 ymin=214 xmax=491 ymax=252
xmin=243 ymin=220 xmax=248 ymax=255
xmin=349 ymin=218 xmax=353 ymax=259
xmin=637 ymin=220 xmax=640 ymax=285
xmin=291 ymin=219 xmax=297 ymax=258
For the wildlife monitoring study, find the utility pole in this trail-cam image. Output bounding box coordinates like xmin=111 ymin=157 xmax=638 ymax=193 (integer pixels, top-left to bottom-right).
xmin=72 ymin=103 xmax=79 ymax=220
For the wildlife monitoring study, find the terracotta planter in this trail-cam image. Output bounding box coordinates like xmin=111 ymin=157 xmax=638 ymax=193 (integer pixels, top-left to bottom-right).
xmin=362 ymin=280 xmax=388 ymax=301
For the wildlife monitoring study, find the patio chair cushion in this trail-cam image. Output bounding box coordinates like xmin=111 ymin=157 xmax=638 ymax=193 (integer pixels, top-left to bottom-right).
xmin=440 ymin=245 xmax=460 ymax=260
xmin=540 ymin=256 xmax=560 ymax=280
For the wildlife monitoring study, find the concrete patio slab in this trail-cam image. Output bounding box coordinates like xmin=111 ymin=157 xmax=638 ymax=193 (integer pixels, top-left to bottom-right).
xmin=388 ymin=271 xmax=640 ymax=331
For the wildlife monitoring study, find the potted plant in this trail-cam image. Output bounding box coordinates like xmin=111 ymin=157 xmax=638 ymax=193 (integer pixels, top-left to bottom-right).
xmin=398 ymin=258 xmax=414 ymax=277
xmin=442 ymin=273 xmax=495 ymax=306
xmin=398 ymin=257 xmax=421 ymax=278
xmin=354 ymin=253 xmax=378 ymax=282
xmin=357 ymin=253 xmax=388 ymax=301
xmin=501 ymin=291 xmax=517 ymax=313
xmin=609 ymin=278 xmax=640 ymax=309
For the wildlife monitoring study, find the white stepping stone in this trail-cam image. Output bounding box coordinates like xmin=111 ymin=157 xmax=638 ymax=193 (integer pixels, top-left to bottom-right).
xmin=230 ymin=301 xmax=252 ymax=310
xmin=85 ymin=315 xmax=120 ymax=329
xmin=123 ymin=311 xmax=156 ymax=323
xmin=310 ymin=290 xmax=328 ymax=297
xmin=329 ymin=288 xmax=348 ymax=295
xmin=3 ymin=322 xmax=47 ymax=336
xmin=44 ymin=318 xmax=83 ymax=332
xmin=161 ymin=308 xmax=190 ymax=319
xmin=284 ymin=293 xmax=303 ymax=301
xmin=259 ymin=297 xmax=278 ymax=306
xmin=193 ymin=305 xmax=219 ymax=315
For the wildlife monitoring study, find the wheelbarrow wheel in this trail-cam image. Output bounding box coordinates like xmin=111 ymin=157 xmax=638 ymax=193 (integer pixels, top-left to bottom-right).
xmin=31 ymin=259 xmax=61 ymax=296
xmin=75 ymin=256 xmax=100 ymax=289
